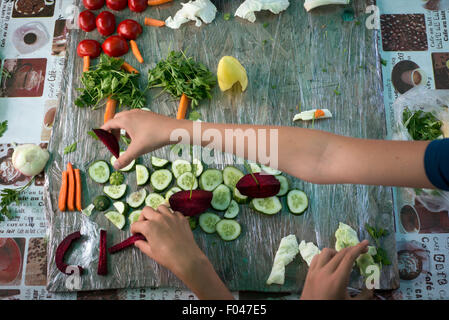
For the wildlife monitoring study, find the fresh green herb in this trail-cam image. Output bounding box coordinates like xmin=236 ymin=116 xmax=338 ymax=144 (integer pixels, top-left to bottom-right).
xmin=322 ymin=68 xmax=327 ymax=72
xmin=365 ymin=224 xmax=391 ymax=267
xmin=263 ymin=22 xmax=269 ymax=28
xmin=403 ymin=107 xmax=443 ymax=141
xmin=188 ymin=110 xmax=202 ymax=121
xmin=0 ymin=178 xmax=34 ymax=221
xmin=355 ymin=20 xmax=361 ymax=26
xmin=64 ymin=142 xmax=77 ymax=155
xmin=333 ymin=89 xmax=341 ymax=96
xmin=380 ymin=58 xmax=387 ymax=66
xmin=75 ymin=54 xmax=146 ymax=110
xmin=223 ymin=13 xmax=231 ymax=21
xmin=87 ymin=130 xmax=99 ymax=140
xmin=0 ymin=120 xmax=7 ymax=138
xmin=147 ymin=51 xmax=216 ymax=109
xmin=365 ymin=224 xmax=388 ymax=246
xmin=373 ymin=247 xmax=391 ymax=266
xmin=271 ymin=85 xmax=277 ymax=89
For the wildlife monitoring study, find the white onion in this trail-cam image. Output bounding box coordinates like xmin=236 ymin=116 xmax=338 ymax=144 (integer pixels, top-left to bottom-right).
xmin=12 ymin=144 xmax=50 ymax=177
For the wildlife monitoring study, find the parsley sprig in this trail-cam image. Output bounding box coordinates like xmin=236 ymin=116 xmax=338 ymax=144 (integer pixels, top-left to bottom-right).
xmin=0 ymin=177 xmax=35 ymax=221
xmin=403 ymin=107 xmax=443 ymax=141
xmin=0 ymin=120 xmax=7 ymax=138
xmin=365 ymin=224 xmax=391 ymax=267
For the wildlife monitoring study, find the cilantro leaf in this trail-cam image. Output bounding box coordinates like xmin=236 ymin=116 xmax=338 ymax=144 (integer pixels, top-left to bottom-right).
xmin=0 ymin=120 xmax=7 ymax=138
xmin=403 ymin=107 xmax=443 ymax=141
xmin=64 ymin=142 xmax=77 ymax=155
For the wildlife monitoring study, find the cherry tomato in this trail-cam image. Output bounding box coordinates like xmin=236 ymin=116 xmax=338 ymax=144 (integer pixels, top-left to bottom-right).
xmin=78 ymin=10 xmax=96 ymax=32
xmin=128 ymin=0 xmax=147 ymax=12
xmin=102 ymin=35 xmax=129 ymax=57
xmin=82 ymin=0 xmax=105 ymax=10
xmin=117 ymin=19 xmax=142 ymax=40
xmin=77 ymin=39 xmax=101 ymax=58
xmin=96 ymin=11 xmax=116 ymax=36
xmin=106 ymin=0 xmax=127 ymax=11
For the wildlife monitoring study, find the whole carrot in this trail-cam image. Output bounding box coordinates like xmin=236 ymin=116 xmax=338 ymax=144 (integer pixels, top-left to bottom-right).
xmin=130 ymin=40 xmax=144 ymax=64
xmin=104 ymin=97 xmax=117 ymax=124
xmin=176 ymin=93 xmax=190 ymax=120
xmin=67 ymin=163 xmax=75 ymax=211
xmin=58 ymin=171 xmax=68 ymax=211
xmin=83 ymin=56 xmax=90 ymax=72
xmin=74 ymin=169 xmax=83 ymax=211
xmin=121 ymin=62 xmax=139 ymax=74
xmin=148 ymin=0 xmax=172 ymax=6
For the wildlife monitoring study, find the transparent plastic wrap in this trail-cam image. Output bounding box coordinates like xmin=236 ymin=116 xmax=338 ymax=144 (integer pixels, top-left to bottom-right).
xmin=45 ymin=0 xmax=398 ymax=292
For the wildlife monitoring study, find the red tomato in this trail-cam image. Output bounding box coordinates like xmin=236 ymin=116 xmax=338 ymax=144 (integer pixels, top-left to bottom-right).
xmin=128 ymin=0 xmax=147 ymax=12
xmin=102 ymin=35 xmax=129 ymax=57
xmin=82 ymin=0 xmax=105 ymax=10
xmin=77 ymin=39 xmax=101 ymax=58
xmin=117 ymin=19 xmax=142 ymax=40
xmin=96 ymin=11 xmax=116 ymax=36
xmin=106 ymin=0 xmax=127 ymax=11
xmin=78 ymin=10 xmax=96 ymax=32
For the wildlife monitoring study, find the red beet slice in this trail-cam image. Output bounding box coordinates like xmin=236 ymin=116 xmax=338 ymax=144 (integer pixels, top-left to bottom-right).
xmin=236 ymin=173 xmax=281 ymax=198
xmin=97 ymin=229 xmax=108 ymax=275
xmin=92 ymin=128 xmax=120 ymax=158
xmin=55 ymin=231 xmax=84 ymax=275
xmin=108 ymin=234 xmax=146 ymax=254
xmin=169 ymin=190 xmax=213 ymax=217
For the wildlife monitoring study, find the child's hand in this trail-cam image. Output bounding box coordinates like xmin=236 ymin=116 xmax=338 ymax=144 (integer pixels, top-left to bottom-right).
xmin=300 ymin=240 xmax=374 ymax=300
xmin=101 ymin=109 xmax=177 ymax=170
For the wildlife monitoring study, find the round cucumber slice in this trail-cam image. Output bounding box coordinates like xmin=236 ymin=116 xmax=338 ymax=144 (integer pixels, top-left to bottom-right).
xmin=199 ymin=169 xmax=223 ymax=191
xmin=145 ymin=193 xmax=166 ymax=210
xmin=151 ymin=156 xmax=169 ymax=168
xmin=224 ymin=200 xmax=239 ymax=219
xmin=199 ymin=212 xmax=221 ymax=233
xmin=165 ymin=187 xmax=181 ymax=202
xmin=150 ymin=169 xmax=173 ymax=192
xmin=113 ymin=201 xmax=128 ymax=215
xmin=192 ymin=158 xmax=203 ymax=177
xmin=216 ymin=219 xmax=241 ymax=241
xmin=88 ymin=160 xmax=110 ymax=184
xmin=172 ymin=159 xmax=192 ymax=178
xmin=261 ymin=165 xmax=282 ymax=175
xmin=93 ymin=195 xmax=110 ymax=211
xmin=223 ymin=166 xmax=244 ymax=190
xmin=250 ymin=196 xmax=282 ymax=215
xmin=275 ymin=175 xmax=289 ymax=197
xmin=211 ymin=184 xmax=231 ymax=211
xmin=233 ymin=187 xmax=248 ymax=204
xmin=103 ymin=184 xmax=127 ymax=200
xmin=127 ymin=189 xmax=147 ymax=208
xmin=287 ymin=189 xmax=308 ymax=215
xmin=128 ymin=210 xmax=142 ymax=224
xmin=136 ymin=164 xmax=150 ymax=186
xmin=177 ymin=172 xmax=198 ymax=191
xmin=105 ymin=211 xmax=126 ymax=229
xmin=110 ymin=152 xmax=135 ymax=172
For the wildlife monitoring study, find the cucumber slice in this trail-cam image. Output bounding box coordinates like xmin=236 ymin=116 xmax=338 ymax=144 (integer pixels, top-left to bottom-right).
xmin=287 ymin=189 xmax=308 ymax=215
xmin=113 ymin=201 xmax=128 ymax=215
xmin=150 ymin=169 xmax=173 ymax=192
xmin=151 ymin=156 xmax=169 ymax=168
xmin=128 ymin=210 xmax=142 ymax=224
xmin=145 ymin=193 xmax=166 ymax=210
xmin=192 ymin=158 xmax=204 ymax=177
xmin=250 ymin=196 xmax=282 ymax=215
xmin=199 ymin=212 xmax=221 ymax=233
xmin=248 ymin=162 xmax=261 ymax=173
xmin=88 ymin=160 xmax=110 ymax=184
xmin=224 ymin=200 xmax=239 ymax=219
xmin=199 ymin=169 xmax=223 ymax=191
xmin=177 ymin=172 xmax=198 ymax=190
xmin=110 ymin=152 xmax=135 ymax=172
xmin=233 ymin=187 xmax=248 ymax=204
xmin=103 ymin=184 xmax=127 ymax=200
xmin=136 ymin=164 xmax=150 ymax=186
xmin=127 ymin=189 xmax=147 ymax=208
xmin=211 ymin=184 xmax=231 ymax=211
xmin=216 ymin=219 xmax=241 ymax=241
xmin=81 ymin=203 xmax=95 ymax=217
xmin=165 ymin=187 xmax=181 ymax=202
xmin=275 ymin=175 xmax=289 ymax=197
xmin=104 ymin=211 xmax=126 ymax=229
xmin=93 ymin=195 xmax=111 ymax=211
xmin=172 ymin=159 xmax=192 ymax=178
xmin=261 ymin=165 xmax=282 ymax=175
xmin=223 ymin=166 xmax=244 ymax=190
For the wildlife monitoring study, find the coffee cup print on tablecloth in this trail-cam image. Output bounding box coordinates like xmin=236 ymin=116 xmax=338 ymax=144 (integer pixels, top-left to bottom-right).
xmin=414 ymin=199 xmax=449 ymax=233
xmin=0 ymin=58 xmax=46 ymax=97
xmin=25 ymin=238 xmax=47 ymax=286
xmin=396 ymin=240 xmax=431 ymax=281
xmin=0 ymin=238 xmax=25 ymax=286
xmin=431 ymin=53 xmax=449 ymax=89
xmin=423 ymin=0 xmax=449 ymax=10
xmin=380 ymin=14 xmax=428 ymax=51
xmin=12 ymin=0 xmax=55 ymax=18
xmin=12 ymin=22 xmax=49 ymax=54
xmin=392 ymin=60 xmax=427 ymax=94
xmin=52 ymin=20 xmax=69 ymax=56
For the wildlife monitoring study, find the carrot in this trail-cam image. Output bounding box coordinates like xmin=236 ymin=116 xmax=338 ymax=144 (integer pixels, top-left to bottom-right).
xmin=74 ymin=169 xmax=83 ymax=211
xmin=148 ymin=0 xmax=172 ymax=6
xmin=83 ymin=56 xmax=90 ymax=72
xmin=67 ymin=163 xmax=75 ymax=211
xmin=176 ymin=93 xmax=190 ymax=120
xmin=104 ymin=97 xmax=117 ymax=124
xmin=121 ymin=62 xmax=139 ymax=74
xmin=144 ymin=17 xmax=165 ymax=27
xmin=130 ymin=40 xmax=144 ymax=64
xmin=58 ymin=171 xmax=68 ymax=212
xmin=314 ymin=109 xmax=325 ymax=119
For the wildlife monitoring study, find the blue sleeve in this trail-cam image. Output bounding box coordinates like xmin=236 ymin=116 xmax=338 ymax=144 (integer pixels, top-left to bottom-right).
xmin=424 ymin=139 xmax=449 ymax=191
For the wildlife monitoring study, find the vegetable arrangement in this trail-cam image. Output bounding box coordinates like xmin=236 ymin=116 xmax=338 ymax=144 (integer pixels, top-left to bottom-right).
xmin=58 ymin=162 xmax=84 ymax=212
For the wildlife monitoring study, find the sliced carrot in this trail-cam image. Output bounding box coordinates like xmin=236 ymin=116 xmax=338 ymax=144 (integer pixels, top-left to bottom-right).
xmin=314 ymin=109 xmax=325 ymax=118
xmin=83 ymin=56 xmax=90 ymax=72
xmin=144 ymin=17 xmax=165 ymax=27
xmin=130 ymin=40 xmax=144 ymax=64
xmin=148 ymin=0 xmax=172 ymax=6
xmin=104 ymin=97 xmax=117 ymax=124
xmin=58 ymin=171 xmax=68 ymax=212
xmin=176 ymin=93 xmax=190 ymax=120
xmin=67 ymin=163 xmax=75 ymax=211
xmin=74 ymin=169 xmax=83 ymax=211
xmin=121 ymin=62 xmax=139 ymax=74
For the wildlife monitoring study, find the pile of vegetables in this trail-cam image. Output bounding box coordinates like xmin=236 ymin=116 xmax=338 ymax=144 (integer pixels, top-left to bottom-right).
xmin=402 ymin=107 xmax=443 ymax=141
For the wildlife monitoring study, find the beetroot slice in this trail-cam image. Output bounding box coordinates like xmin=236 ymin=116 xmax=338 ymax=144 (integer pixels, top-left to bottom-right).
xmin=108 ymin=234 xmax=146 ymax=254
xmin=236 ymin=173 xmax=281 ymax=198
xmin=55 ymin=231 xmax=84 ymax=275
xmin=92 ymin=128 xmax=120 ymax=159
xmin=169 ymin=190 xmax=213 ymax=217
xmin=97 ymin=229 xmax=108 ymax=275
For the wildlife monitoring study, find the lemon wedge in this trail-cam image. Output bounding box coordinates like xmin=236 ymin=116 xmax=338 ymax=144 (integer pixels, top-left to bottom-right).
xmin=217 ymin=56 xmax=248 ymax=92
